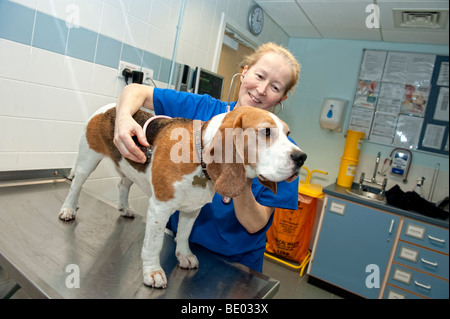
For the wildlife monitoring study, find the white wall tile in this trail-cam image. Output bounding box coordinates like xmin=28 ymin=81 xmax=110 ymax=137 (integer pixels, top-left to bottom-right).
xmin=123 ymin=15 xmax=148 ymax=48
xmin=61 ymin=56 xmax=94 ymax=92
xmin=37 ymin=0 xmax=73 ymax=20
xmin=0 ymin=153 xmax=19 ymax=171
xmin=90 ymin=64 xmax=118 ymax=96
xmin=52 ymin=121 xmax=84 ymax=152
xmin=22 ymin=83 xmax=60 ymax=120
xmin=55 ymin=89 xmax=89 ymax=122
xmin=103 ymin=0 xmax=130 ymax=12
xmin=18 ymin=152 xmax=56 ymax=170
xmin=0 ymin=39 xmax=31 ymax=81
xmin=52 ymin=152 xmax=78 ymax=169
xmin=0 ymin=78 xmax=25 ymax=117
xmin=28 ymin=47 xmax=65 ymax=87
xmin=19 ymin=118 xmax=55 ymax=152
xmin=148 ymin=0 xmax=171 ymax=32
xmin=128 ymin=0 xmax=152 ymax=23
xmin=99 ymin=2 xmax=127 ymax=42
xmin=87 ymin=94 xmax=117 ymax=119
xmin=0 ymin=117 xmax=22 ymax=152
xmin=73 ymin=0 xmax=103 ymax=33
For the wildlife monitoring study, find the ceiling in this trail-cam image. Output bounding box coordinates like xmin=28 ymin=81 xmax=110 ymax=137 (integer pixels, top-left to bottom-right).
xmin=255 ymin=0 xmax=449 ymax=45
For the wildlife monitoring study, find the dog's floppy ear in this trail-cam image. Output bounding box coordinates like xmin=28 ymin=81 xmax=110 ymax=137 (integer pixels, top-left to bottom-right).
xmin=203 ymin=115 xmax=247 ymax=198
xmin=258 ymin=178 xmax=277 ymax=195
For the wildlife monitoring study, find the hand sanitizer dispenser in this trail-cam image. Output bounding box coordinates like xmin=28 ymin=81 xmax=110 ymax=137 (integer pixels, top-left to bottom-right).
xmin=319 ymin=98 xmax=348 ymax=132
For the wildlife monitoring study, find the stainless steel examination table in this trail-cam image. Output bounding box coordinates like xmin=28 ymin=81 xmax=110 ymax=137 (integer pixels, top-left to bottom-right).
xmin=0 ymin=170 xmax=279 ymax=299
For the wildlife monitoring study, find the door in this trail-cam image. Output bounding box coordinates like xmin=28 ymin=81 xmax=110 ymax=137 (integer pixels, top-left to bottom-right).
xmin=217 ymin=32 xmax=254 ymax=102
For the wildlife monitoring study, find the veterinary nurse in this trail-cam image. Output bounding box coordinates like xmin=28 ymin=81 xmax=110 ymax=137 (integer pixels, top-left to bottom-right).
xmin=114 ymin=43 xmax=301 ymax=272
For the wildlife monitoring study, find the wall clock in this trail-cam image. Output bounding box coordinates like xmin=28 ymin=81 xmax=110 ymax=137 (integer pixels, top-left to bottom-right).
xmin=248 ymin=5 xmax=264 ymax=36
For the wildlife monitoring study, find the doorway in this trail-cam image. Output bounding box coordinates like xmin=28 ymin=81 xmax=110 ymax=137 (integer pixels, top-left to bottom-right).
xmin=217 ymin=30 xmax=255 ymax=102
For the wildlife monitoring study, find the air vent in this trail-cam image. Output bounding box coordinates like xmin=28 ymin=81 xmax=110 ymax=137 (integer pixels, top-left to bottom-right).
xmin=393 ymin=9 xmax=448 ymax=29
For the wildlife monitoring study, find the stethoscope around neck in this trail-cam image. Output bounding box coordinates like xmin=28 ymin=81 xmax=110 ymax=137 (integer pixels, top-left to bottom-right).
xmin=226 ymin=73 xmax=243 ymax=113
xmin=227 ymin=72 xmax=284 ymax=115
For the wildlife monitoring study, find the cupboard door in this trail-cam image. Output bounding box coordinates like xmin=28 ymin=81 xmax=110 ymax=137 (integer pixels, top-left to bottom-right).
xmin=310 ymin=197 xmax=400 ymax=298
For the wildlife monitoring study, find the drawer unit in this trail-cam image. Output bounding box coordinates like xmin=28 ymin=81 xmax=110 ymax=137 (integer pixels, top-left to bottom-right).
xmin=383 ymin=286 xmax=423 ymax=299
xmin=401 ymin=219 xmax=448 ymax=254
xmin=384 ymin=218 xmax=449 ymax=299
xmin=395 ymin=242 xmax=449 ymax=280
xmin=388 ymin=265 xmax=449 ymax=299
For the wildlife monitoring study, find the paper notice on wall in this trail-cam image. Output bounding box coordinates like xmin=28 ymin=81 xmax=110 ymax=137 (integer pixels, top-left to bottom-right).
xmin=422 ymin=124 xmax=446 ymax=149
xmin=405 ymin=53 xmax=436 ymax=87
xmin=376 ymin=82 xmax=404 ymax=114
xmin=433 ymin=87 xmax=449 ymax=121
xmin=369 ymin=112 xmax=398 ymax=145
xmin=382 ymin=52 xmax=408 ymax=83
xmin=359 ymin=50 xmax=387 ymax=81
xmin=393 ymin=115 xmax=424 ymax=149
xmin=382 ymin=52 xmax=435 ymax=86
xmin=400 ymin=84 xmax=430 ymax=117
xmin=354 ymin=80 xmax=379 ymax=108
xmin=348 ymin=107 xmax=374 ymax=137
xmin=437 ymin=62 xmax=449 ymax=86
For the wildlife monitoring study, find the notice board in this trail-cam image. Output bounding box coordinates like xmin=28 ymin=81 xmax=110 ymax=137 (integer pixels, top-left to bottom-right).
xmin=348 ymin=49 xmax=449 ymax=156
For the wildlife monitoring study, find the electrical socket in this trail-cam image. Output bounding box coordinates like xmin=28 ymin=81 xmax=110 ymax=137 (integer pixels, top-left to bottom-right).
xmin=142 ymin=67 xmax=154 ymax=86
xmin=118 ymin=61 xmax=140 ymax=78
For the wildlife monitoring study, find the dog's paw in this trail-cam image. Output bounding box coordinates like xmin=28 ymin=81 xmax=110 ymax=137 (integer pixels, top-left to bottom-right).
xmin=59 ymin=207 xmax=77 ymax=221
xmin=143 ymin=266 xmax=167 ymax=288
xmin=176 ymin=252 xmax=199 ymax=269
xmin=118 ymin=205 xmax=136 ymax=218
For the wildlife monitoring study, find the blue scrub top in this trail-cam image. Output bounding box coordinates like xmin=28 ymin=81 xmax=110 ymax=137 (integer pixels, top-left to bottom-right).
xmin=153 ymin=88 xmax=299 ymax=272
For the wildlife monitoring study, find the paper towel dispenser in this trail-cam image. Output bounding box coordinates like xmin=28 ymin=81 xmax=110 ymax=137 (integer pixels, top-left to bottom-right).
xmin=319 ymin=98 xmax=348 ymax=132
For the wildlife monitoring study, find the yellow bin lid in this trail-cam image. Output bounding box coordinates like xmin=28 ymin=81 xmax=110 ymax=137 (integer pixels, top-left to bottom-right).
xmin=298 ymin=167 xmax=328 ymax=198
xmin=298 ymin=182 xmax=324 ymax=198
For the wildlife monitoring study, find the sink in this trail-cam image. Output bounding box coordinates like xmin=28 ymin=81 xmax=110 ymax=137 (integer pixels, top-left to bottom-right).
xmin=346 ymin=188 xmax=386 ymax=203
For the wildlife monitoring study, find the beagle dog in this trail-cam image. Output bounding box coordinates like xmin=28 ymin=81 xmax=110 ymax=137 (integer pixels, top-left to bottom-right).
xmin=59 ymin=103 xmax=306 ymax=288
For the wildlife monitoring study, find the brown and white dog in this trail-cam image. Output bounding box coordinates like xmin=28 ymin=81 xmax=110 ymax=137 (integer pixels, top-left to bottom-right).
xmin=59 ymin=103 xmax=306 ymax=288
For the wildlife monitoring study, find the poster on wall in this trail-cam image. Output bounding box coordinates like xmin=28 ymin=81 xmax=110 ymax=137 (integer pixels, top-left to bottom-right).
xmin=433 ymin=87 xmax=449 ymax=121
xmin=400 ymin=84 xmax=430 ymax=117
xmin=359 ymin=50 xmax=387 ymax=81
xmin=437 ymin=62 xmax=449 ymax=86
xmin=369 ymin=112 xmax=398 ymax=145
xmin=393 ymin=115 xmax=424 ymax=149
xmin=348 ymin=107 xmax=374 ymax=137
xmin=354 ymin=80 xmax=379 ymax=108
xmin=376 ymin=82 xmax=404 ymax=114
xmin=353 ymin=50 xmax=387 ymax=109
xmin=422 ymin=124 xmax=446 ymax=149
xmin=348 ymin=49 xmax=448 ymax=156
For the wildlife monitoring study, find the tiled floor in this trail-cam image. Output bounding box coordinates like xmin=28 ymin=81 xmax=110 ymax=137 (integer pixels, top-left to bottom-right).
xmin=1 ymin=259 xmax=341 ymax=299
xmin=262 ymin=257 xmax=342 ymax=299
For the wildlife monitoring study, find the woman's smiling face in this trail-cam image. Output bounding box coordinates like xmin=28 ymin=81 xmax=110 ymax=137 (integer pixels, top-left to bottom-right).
xmin=237 ymin=52 xmax=292 ymax=110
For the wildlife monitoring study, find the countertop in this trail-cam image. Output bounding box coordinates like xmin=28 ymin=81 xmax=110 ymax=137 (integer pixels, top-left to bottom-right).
xmin=323 ymin=183 xmax=449 ymax=229
xmin=0 ymin=180 xmax=279 ymax=299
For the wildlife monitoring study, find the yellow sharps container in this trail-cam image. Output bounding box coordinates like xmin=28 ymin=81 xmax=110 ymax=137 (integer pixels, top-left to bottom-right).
xmin=337 ymin=130 xmax=365 ymax=188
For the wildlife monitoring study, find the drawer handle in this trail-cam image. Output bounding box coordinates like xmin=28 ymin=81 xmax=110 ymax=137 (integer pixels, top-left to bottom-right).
xmin=421 ymin=258 xmax=438 ymax=267
xmin=389 ymin=219 xmax=395 ymax=234
xmin=428 ymin=235 xmax=445 ymax=244
xmin=414 ymin=281 xmax=431 ymax=290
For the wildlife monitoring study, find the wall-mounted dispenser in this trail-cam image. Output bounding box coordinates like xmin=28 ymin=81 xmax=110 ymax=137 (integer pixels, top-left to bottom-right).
xmin=319 ymin=98 xmax=348 ymax=132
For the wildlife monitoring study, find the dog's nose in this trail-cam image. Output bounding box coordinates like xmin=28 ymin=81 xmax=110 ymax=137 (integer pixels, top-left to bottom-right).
xmin=291 ymin=151 xmax=307 ymax=168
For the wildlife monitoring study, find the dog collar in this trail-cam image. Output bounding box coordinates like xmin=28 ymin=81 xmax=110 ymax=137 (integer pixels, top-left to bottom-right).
xmin=194 ymin=123 xmax=211 ymax=181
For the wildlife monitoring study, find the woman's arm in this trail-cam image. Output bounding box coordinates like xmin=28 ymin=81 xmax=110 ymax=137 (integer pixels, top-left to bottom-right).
xmin=232 ymin=179 xmax=274 ymax=234
xmin=114 ymin=84 xmax=155 ymax=163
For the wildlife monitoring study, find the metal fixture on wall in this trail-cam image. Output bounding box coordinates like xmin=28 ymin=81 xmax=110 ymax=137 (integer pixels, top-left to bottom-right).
xmin=168 ymin=0 xmax=186 ymax=88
